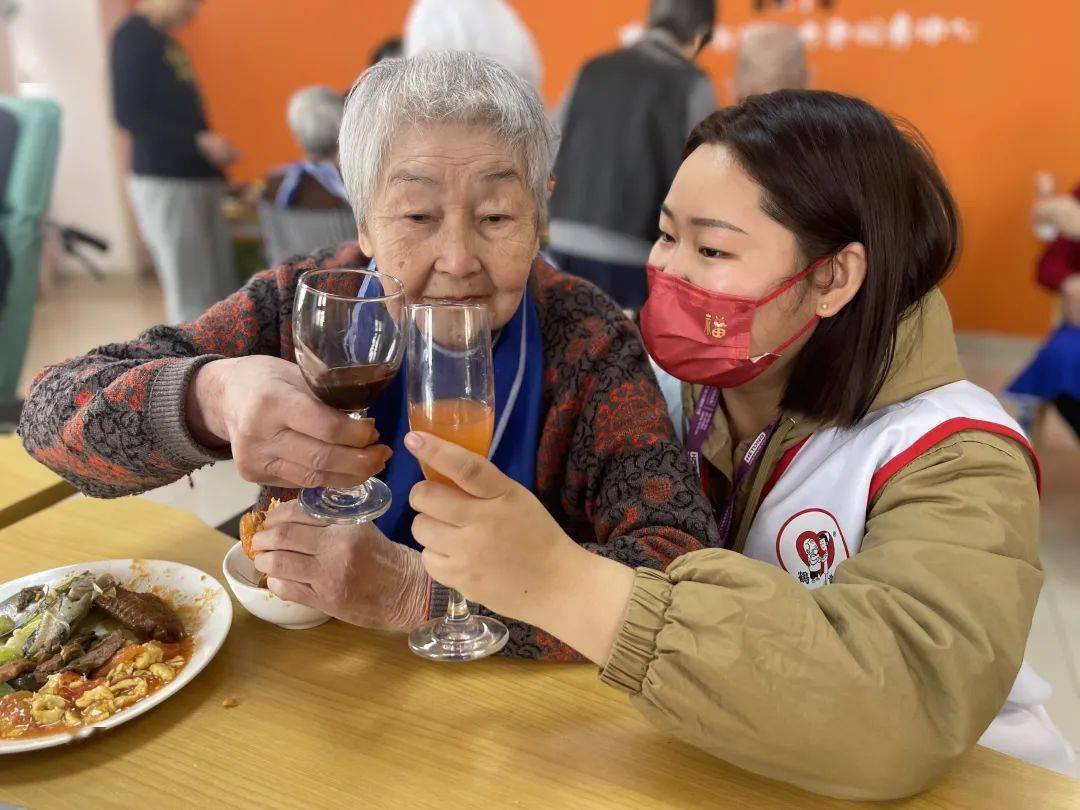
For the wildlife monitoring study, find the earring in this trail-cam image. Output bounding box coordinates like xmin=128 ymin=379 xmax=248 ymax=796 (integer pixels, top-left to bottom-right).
xmin=820 ymin=303 xmax=830 ymax=312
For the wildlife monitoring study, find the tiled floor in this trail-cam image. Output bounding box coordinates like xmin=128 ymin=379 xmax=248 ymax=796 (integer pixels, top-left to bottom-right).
xmin=15 ymin=273 xmax=1080 ymax=756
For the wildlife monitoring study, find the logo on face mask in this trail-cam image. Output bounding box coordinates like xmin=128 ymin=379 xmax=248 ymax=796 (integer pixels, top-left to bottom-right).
xmin=704 ymin=313 xmax=727 ymax=340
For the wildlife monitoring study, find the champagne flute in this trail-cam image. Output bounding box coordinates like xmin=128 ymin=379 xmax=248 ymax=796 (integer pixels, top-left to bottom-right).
xmin=406 ymin=301 xmax=509 ymax=661
xmin=293 ymin=268 xmax=405 ymax=523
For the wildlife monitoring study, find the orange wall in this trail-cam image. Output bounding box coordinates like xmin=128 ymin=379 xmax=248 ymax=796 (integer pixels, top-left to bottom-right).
xmin=177 ymin=1 xmax=1080 ymax=336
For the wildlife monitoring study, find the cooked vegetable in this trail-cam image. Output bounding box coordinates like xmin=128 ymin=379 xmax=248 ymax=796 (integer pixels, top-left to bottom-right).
xmin=0 ymin=615 xmax=41 ymax=666
xmin=0 ymin=585 xmax=46 ymax=640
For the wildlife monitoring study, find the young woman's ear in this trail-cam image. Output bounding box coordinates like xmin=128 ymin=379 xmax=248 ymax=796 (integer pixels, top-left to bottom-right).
xmin=815 ymin=242 xmax=866 ymax=318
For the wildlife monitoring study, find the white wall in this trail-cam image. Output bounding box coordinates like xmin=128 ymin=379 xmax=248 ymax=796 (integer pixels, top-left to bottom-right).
xmin=10 ymin=0 xmax=137 ymax=273
xmin=0 ymin=19 xmax=15 ymax=95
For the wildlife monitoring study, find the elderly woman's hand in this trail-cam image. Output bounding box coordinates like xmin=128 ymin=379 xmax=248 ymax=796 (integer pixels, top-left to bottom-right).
xmin=405 ymin=431 xmax=635 ymax=663
xmin=187 ymin=356 xmax=393 ymax=490
xmin=251 ymin=499 xmax=430 ymax=630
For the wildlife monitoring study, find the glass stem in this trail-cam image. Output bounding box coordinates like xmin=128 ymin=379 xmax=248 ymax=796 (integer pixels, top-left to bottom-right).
xmin=322 ymin=409 xmax=370 ymax=502
xmin=344 ymin=409 xmax=369 ymax=497
xmin=445 ymin=589 xmax=470 ymax=623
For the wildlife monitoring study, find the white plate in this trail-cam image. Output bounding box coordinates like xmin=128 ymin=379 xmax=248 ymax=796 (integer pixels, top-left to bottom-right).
xmin=0 ymin=559 xmax=232 ymax=754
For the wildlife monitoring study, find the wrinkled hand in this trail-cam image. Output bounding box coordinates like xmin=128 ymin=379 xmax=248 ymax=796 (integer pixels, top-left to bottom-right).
xmin=196 ymin=130 xmax=239 ymax=168
xmin=1033 ymin=195 xmax=1080 ymax=240
xmin=187 ymin=356 xmax=392 ymax=489
xmin=252 ymin=500 xmax=430 ymax=630
xmin=405 ymin=431 xmax=582 ymax=626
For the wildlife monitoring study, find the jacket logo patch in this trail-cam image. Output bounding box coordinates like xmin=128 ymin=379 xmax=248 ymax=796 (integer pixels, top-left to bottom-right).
xmin=775 ymin=508 xmax=850 ymax=589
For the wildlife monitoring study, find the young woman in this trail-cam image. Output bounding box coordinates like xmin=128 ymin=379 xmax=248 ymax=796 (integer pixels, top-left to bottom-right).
xmin=401 ymin=91 xmax=1075 ymax=797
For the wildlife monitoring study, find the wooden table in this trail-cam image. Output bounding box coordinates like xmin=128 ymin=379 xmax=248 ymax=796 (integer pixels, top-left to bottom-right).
xmin=1 ymin=498 xmax=1076 ymax=809
xmin=0 ymin=435 xmax=74 ymax=528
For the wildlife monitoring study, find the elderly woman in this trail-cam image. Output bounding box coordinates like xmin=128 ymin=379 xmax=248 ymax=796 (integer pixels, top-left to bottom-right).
xmin=258 ymin=86 xmax=356 ymax=266
xmin=18 ymin=52 xmax=715 ymax=659
xmin=263 ymin=86 xmax=350 ymax=211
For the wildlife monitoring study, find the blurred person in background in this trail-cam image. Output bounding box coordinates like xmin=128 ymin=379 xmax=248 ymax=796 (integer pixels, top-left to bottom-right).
xmin=731 ymin=23 xmax=808 ymax=102
xmin=403 ymin=0 xmax=543 ymax=91
xmin=262 ymin=87 xmax=349 ymax=213
xmin=257 ymin=86 xmax=356 ymax=266
xmin=1007 ymin=181 xmax=1080 ymax=440
xmin=548 ymin=0 xmax=716 ymax=310
xmin=111 ymin=0 xmax=238 ymax=323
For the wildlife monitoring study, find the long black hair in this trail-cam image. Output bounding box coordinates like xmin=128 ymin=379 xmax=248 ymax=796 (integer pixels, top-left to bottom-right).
xmin=684 ymin=90 xmax=961 ymax=426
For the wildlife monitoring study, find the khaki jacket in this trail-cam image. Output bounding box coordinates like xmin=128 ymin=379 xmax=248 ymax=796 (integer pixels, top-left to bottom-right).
xmin=600 ymin=290 xmax=1042 ymax=799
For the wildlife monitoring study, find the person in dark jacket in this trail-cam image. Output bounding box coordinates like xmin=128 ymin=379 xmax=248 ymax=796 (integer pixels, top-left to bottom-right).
xmin=548 ymin=0 xmax=716 ymax=310
xmin=111 ymin=0 xmax=237 ymax=323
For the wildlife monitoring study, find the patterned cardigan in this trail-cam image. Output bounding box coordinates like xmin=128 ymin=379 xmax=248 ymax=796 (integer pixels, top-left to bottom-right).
xmin=18 ymin=244 xmax=718 ymax=659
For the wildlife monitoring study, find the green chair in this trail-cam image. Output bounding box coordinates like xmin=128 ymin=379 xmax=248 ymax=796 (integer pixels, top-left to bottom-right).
xmin=0 ymin=96 xmax=62 ymax=400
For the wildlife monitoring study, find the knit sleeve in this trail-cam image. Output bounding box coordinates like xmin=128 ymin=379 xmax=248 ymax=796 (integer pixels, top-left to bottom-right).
xmin=18 ymin=266 xmax=298 ymax=497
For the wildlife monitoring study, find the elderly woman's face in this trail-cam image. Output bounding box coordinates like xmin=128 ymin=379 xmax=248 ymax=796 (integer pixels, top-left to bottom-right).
xmin=358 ymin=123 xmax=540 ymax=330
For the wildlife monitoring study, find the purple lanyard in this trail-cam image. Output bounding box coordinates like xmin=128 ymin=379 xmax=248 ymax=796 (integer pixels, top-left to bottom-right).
xmin=686 ymin=386 xmax=778 ymax=546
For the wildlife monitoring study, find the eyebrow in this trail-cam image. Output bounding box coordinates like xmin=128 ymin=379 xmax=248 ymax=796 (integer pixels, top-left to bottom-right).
xmin=389 ymin=171 xmax=437 ymax=186
xmin=388 ymin=168 xmax=521 ymax=187
xmin=661 ymin=203 xmax=747 ymax=234
xmin=483 ymin=168 xmax=521 ymax=183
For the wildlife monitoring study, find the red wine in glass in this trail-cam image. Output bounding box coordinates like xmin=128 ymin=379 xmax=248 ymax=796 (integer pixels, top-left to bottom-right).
xmin=293 ymin=268 xmax=405 ymax=524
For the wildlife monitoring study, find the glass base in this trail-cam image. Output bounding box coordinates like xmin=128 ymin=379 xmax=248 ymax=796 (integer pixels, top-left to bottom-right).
xmin=298 ymin=477 xmax=392 ymax=524
xmin=408 ymin=614 xmax=509 ymax=662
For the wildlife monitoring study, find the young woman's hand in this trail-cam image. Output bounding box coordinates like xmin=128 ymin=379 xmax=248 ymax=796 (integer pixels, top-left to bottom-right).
xmin=405 ymin=431 xmax=636 ymax=664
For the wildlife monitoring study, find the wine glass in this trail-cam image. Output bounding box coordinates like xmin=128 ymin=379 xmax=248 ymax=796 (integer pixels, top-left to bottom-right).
xmin=406 ymin=301 xmax=509 ymax=661
xmin=293 ymin=268 xmax=405 ymax=524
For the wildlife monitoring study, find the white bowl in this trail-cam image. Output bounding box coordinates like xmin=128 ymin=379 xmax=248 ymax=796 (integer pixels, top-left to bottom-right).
xmin=222 ymin=542 xmax=330 ymax=630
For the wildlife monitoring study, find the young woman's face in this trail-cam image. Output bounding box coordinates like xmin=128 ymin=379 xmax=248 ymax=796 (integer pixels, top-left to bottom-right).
xmin=648 ymin=143 xmax=818 ymax=365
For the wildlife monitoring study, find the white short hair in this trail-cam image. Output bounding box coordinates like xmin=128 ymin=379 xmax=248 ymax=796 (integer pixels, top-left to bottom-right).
xmin=339 ymin=50 xmax=558 ymax=230
xmin=287 ymin=86 xmax=345 ymax=159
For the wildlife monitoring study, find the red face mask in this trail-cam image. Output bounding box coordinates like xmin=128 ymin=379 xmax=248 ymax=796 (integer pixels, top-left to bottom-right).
xmin=639 ymin=258 xmax=826 ymax=388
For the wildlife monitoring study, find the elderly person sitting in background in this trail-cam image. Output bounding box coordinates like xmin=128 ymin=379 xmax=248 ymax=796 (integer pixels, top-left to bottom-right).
xmin=264 ymin=86 xmax=349 ymax=211
xmin=258 ymin=85 xmax=356 ymax=265
xmin=18 ymin=51 xmax=716 ymax=659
